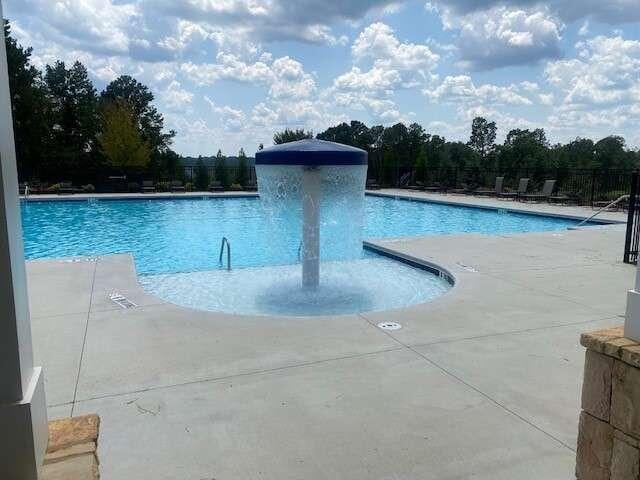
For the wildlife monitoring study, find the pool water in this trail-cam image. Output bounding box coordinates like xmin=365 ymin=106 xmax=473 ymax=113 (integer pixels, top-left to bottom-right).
xmin=21 ymin=195 xmax=583 ymax=274
xmin=20 ymin=195 xmax=586 ymax=315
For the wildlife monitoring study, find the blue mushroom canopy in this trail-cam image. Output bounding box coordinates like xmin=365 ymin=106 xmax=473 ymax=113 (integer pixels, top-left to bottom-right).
xmin=255 ymin=139 xmax=367 ymax=166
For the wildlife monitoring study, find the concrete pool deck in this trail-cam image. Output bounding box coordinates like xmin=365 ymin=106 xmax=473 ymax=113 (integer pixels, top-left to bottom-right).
xmin=27 ymin=190 xmax=632 ymax=479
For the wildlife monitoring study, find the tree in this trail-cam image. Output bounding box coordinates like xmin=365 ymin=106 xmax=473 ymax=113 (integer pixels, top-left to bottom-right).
xmin=594 ymin=136 xmax=635 ymax=170
xmin=236 ymin=148 xmax=248 ymax=186
xmin=99 ymin=101 xmax=150 ymax=172
xmin=101 ymin=75 xmax=175 ymax=155
xmin=468 ymin=117 xmax=497 ymax=167
xmin=214 ymin=149 xmax=228 ymax=187
xmin=194 ymin=156 xmax=209 ymax=190
xmin=4 ymin=20 xmax=50 ymax=181
xmin=497 ymin=128 xmax=550 ymax=171
xmin=44 ymin=60 xmax=100 ymax=179
xmin=273 ymin=128 xmax=313 ymax=144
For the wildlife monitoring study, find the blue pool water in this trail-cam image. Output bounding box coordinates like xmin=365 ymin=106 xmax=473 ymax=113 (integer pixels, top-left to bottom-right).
xmin=21 ymin=195 xmax=584 ymax=275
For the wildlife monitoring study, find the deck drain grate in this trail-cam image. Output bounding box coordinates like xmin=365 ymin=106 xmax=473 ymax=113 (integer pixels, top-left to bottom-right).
xmin=377 ymin=322 xmax=402 ymax=331
xmin=109 ymin=292 xmax=138 ymax=309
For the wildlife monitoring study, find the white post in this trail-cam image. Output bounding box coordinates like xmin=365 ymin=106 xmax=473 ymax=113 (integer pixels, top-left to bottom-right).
xmin=301 ymin=167 xmax=321 ymax=288
xmin=624 ymin=260 xmax=640 ymax=341
xmin=0 ymin=1 xmax=48 ymax=478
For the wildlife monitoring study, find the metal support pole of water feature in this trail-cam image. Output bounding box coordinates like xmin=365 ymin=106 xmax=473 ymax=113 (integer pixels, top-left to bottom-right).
xmin=302 ymin=166 xmax=321 ymax=288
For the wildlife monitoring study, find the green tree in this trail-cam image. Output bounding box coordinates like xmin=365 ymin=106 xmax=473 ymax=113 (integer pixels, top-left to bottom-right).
xmin=273 ymin=128 xmax=313 ymax=144
xmin=594 ymin=136 xmax=635 ymax=170
xmin=44 ymin=60 xmax=100 ymax=179
xmin=101 ymin=75 xmax=175 ymax=155
xmin=99 ymin=101 xmax=150 ymax=172
xmin=236 ymin=148 xmax=248 ymax=186
xmin=497 ymin=128 xmax=550 ymax=171
xmin=4 ymin=20 xmax=50 ymax=180
xmin=194 ymin=156 xmax=209 ymax=190
xmin=468 ymin=117 xmax=497 ymax=168
xmin=214 ymin=149 xmax=228 ymax=187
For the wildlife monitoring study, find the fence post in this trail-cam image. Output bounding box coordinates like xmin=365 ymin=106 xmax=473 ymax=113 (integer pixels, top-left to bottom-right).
xmin=624 ymin=171 xmax=639 ymax=264
xmin=590 ymin=170 xmax=597 ymax=206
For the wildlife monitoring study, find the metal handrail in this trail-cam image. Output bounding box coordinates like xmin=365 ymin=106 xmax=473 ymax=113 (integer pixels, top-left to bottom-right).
xmin=219 ymin=237 xmax=231 ymax=270
xmin=569 ymin=194 xmax=629 ymax=229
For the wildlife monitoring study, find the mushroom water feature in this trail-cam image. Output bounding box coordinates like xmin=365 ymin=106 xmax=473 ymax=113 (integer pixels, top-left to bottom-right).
xmin=255 ymin=139 xmax=368 ymax=289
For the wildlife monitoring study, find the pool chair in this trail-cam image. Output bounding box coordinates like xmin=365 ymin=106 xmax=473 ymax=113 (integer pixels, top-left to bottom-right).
xmin=245 ymin=181 xmax=258 ymax=191
xmin=57 ymin=182 xmax=76 ymax=195
xmin=170 ymin=180 xmax=186 ymax=193
xmin=498 ymin=178 xmax=529 ymax=200
xmin=408 ymin=180 xmax=425 ymax=191
xmin=142 ymin=180 xmax=156 ymax=193
xmin=520 ymin=179 xmax=557 ymax=202
xmin=208 ymin=181 xmax=224 ymax=192
xmin=424 ymin=182 xmax=443 ymax=193
xmin=548 ymin=191 xmax=579 ymax=205
xmin=449 ymin=183 xmax=476 ymax=195
xmin=474 ymin=176 xmax=504 ymax=196
xmin=366 ymin=179 xmax=381 ymax=190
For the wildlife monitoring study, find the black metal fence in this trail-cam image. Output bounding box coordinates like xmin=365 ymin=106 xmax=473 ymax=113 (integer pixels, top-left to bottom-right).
xmin=368 ymin=166 xmax=633 ymax=206
xmin=624 ymin=171 xmax=640 ymax=264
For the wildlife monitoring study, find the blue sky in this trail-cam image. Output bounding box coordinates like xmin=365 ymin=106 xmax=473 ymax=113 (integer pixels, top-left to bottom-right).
xmin=5 ymin=0 xmax=640 ymax=156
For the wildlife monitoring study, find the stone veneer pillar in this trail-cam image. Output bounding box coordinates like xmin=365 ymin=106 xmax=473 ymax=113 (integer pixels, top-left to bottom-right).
xmin=577 ymin=327 xmax=640 ymax=479
xmin=0 ymin=0 xmax=48 ymax=478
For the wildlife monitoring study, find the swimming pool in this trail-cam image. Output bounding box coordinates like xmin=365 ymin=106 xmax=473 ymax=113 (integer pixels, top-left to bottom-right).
xmin=21 ymin=195 xmax=586 ymax=275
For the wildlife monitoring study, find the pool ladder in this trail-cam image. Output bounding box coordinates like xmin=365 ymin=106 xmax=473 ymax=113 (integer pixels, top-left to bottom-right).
xmin=219 ymin=237 xmax=231 ymax=270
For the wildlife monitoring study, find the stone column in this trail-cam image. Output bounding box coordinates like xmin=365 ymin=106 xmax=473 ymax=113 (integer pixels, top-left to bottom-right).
xmin=0 ymin=1 xmax=48 ymax=478
xmin=577 ymin=327 xmax=640 ymax=480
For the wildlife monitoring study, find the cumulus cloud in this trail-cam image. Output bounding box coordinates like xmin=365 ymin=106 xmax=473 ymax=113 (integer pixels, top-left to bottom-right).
xmin=352 ymin=22 xmax=439 ymax=84
xmin=542 ymin=35 xmax=640 ymax=142
xmin=449 ymin=6 xmax=563 ymax=70
xmin=424 ymin=75 xmax=534 ymax=106
xmin=431 ymin=0 xmax=640 ymax=25
xmin=545 ymin=35 xmax=640 ymax=107
xmin=326 ymin=22 xmax=438 ymax=122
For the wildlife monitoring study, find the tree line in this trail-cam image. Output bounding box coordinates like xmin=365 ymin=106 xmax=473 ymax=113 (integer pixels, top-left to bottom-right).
xmin=274 ymin=117 xmax=640 ymax=183
xmin=5 ymin=20 xmax=181 ymax=186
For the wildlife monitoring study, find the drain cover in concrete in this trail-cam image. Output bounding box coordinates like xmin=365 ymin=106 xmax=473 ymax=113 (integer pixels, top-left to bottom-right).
xmin=377 ymin=322 xmax=402 ymax=331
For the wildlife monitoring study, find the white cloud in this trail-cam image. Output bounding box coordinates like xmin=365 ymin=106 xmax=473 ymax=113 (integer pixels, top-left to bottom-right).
xmin=545 ymin=35 xmax=640 ymax=107
xmin=431 ymin=0 xmax=640 ymax=25
xmin=450 ymin=6 xmax=563 ymax=70
xmin=352 ymin=22 xmax=439 ymax=81
xmin=424 ymin=75 xmax=534 ymax=106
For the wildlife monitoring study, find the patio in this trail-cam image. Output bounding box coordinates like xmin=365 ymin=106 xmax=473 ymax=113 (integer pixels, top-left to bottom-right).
xmin=29 ymin=193 xmax=631 ymax=479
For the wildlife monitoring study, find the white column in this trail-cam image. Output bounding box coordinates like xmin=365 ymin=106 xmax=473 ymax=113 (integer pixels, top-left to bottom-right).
xmin=625 ymin=260 xmax=640 ymax=342
xmin=0 ymin=1 xmax=48 ymax=478
xmin=301 ymin=167 xmax=321 ymax=288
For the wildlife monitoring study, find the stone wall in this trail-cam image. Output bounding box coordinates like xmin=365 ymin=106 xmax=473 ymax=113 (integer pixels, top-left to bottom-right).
xmin=42 ymin=414 xmax=100 ymax=480
xmin=577 ymin=327 xmax=640 ymax=480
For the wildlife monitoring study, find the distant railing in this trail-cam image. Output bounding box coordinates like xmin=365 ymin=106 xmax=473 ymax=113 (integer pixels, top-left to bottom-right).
xmin=367 ymin=166 xmax=634 ymax=206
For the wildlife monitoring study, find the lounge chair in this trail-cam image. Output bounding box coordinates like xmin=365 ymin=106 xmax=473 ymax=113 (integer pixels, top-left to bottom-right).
xmin=449 ymin=183 xmax=476 ymax=195
xmin=366 ymin=179 xmax=381 ymax=190
xmin=170 ymin=180 xmax=186 ymax=193
xmin=423 ymin=182 xmax=442 ymax=193
xmin=548 ymin=192 xmax=579 ymax=205
xmin=474 ymin=176 xmax=504 ymax=196
xmin=57 ymin=182 xmax=76 ymax=195
xmin=408 ymin=180 xmax=425 ymax=191
xmin=142 ymin=181 xmax=156 ymax=193
xmin=208 ymin=181 xmax=224 ymax=192
xmin=498 ymin=178 xmax=529 ymax=200
xmin=520 ymin=180 xmax=556 ymax=202
xmin=245 ymin=181 xmax=258 ymax=192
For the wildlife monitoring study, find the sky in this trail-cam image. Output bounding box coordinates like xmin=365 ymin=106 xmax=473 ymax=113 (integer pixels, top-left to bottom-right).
xmin=4 ymin=0 xmax=640 ymax=156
